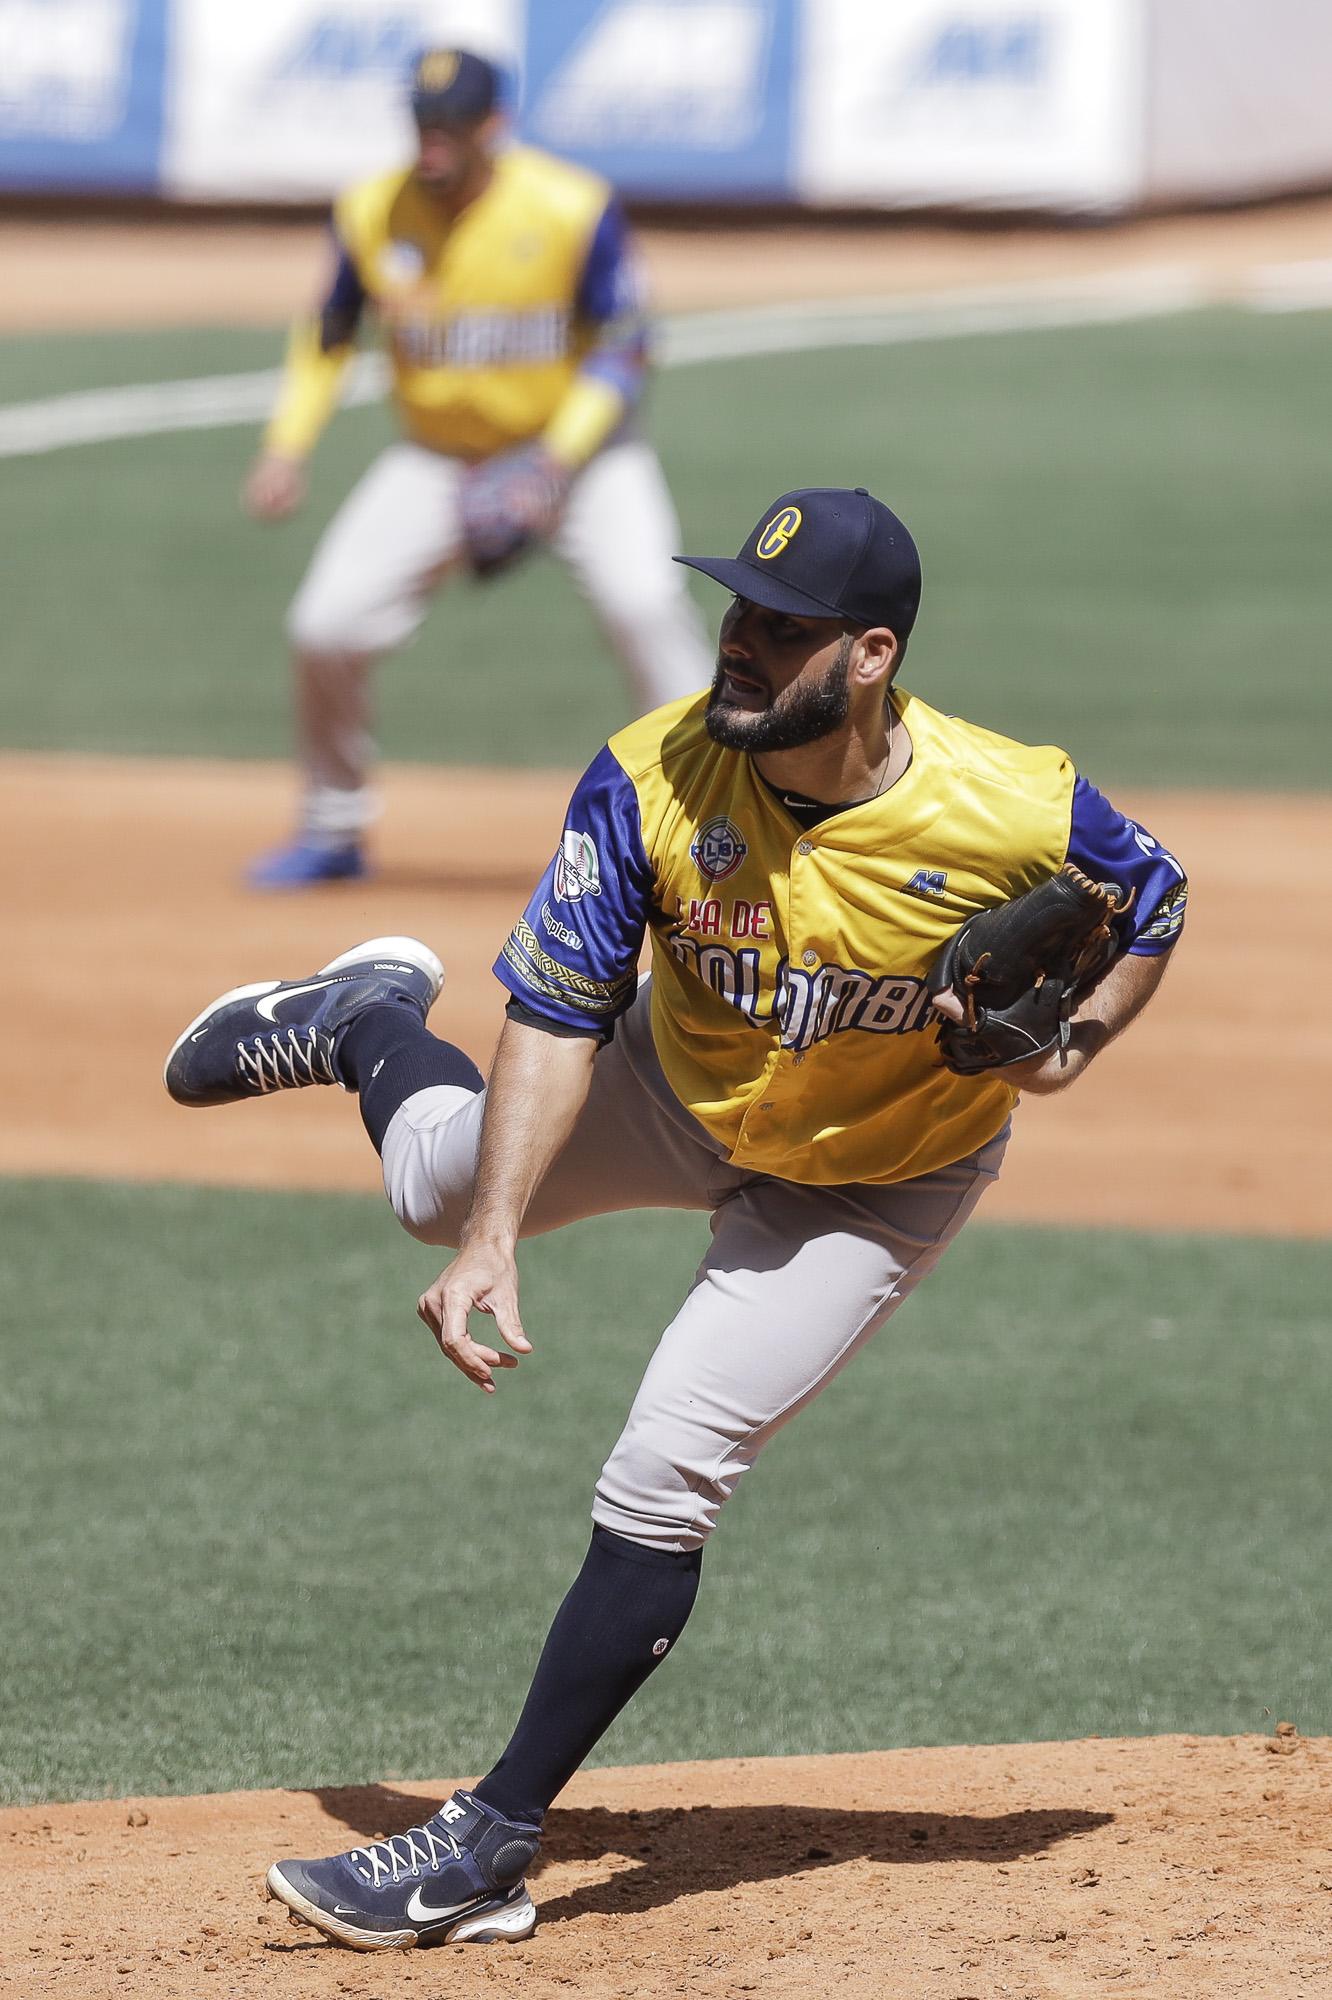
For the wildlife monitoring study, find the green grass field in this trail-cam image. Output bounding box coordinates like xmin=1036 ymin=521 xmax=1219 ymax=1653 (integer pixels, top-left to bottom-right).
xmin=4 ymin=305 xmax=1328 ymax=1809
xmin=2 ymin=1176 xmax=1327 ymax=1805
xmin=5 ymin=306 xmax=1330 ymax=788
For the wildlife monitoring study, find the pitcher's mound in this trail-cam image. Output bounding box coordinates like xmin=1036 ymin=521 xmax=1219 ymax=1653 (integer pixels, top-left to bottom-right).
xmin=6 ymin=1733 xmax=1326 ymax=1998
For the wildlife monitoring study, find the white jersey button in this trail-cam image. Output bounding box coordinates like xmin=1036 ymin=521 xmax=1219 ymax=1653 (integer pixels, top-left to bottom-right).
xmin=801 ymin=948 xmax=817 ymax=966
xmin=796 ymin=840 xmax=813 ymax=856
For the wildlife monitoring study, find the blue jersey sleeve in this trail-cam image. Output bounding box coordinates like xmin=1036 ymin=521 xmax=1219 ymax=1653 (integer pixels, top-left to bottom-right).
xmin=1066 ymin=775 xmax=1188 ymax=956
xmin=495 ymin=745 xmax=654 ymax=1030
xmin=575 ymin=198 xmax=643 ymax=323
xmin=317 ymin=223 xmax=367 ymax=351
xmin=574 ymin=198 xmax=649 ymax=408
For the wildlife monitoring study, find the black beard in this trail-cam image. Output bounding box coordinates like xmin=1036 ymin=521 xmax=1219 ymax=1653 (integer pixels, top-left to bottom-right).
xmin=416 ymin=167 xmax=468 ymax=195
xmin=705 ymin=635 xmax=853 ymax=753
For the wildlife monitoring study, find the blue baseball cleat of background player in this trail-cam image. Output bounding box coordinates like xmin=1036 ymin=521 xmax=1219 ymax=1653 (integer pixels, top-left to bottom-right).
xmin=163 ymin=936 xmax=443 ymax=1107
xmin=246 ymin=838 xmax=367 ymax=889
xmin=265 ymin=1790 xmax=541 ymax=1951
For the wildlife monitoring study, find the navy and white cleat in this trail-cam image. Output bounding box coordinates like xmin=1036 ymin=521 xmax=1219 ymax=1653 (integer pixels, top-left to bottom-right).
xmin=246 ymin=839 xmax=367 ymax=890
xmin=265 ymin=1791 xmax=541 ymax=1951
xmin=163 ymin=936 xmax=443 ymax=1107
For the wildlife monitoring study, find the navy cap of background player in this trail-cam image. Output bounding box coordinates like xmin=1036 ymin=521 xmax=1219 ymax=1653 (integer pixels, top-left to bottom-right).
xmin=409 ymin=48 xmax=501 ymax=128
xmin=676 ymin=487 xmax=922 ymax=645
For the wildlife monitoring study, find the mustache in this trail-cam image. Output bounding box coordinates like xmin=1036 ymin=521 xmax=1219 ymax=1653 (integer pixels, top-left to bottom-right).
xmin=711 ymin=660 xmax=768 ymax=695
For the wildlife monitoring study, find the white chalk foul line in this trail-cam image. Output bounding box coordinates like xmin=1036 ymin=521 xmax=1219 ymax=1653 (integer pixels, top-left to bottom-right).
xmin=0 ymin=265 xmax=1223 ymax=460
xmin=659 ymin=265 xmax=1205 ymax=364
xmin=1248 ymin=257 xmax=1332 ymax=313
xmin=0 ymin=353 xmax=390 ymax=458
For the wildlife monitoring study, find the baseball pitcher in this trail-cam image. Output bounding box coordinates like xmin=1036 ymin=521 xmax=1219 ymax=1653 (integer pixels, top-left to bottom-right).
xmin=167 ymin=486 xmax=1188 ymax=1950
xmin=244 ymin=46 xmax=711 ymax=888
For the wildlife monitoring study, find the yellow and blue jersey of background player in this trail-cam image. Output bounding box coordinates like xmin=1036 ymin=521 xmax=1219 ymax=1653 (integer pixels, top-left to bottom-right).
xmin=497 ymin=691 xmax=1188 ymax=1187
xmin=266 ymin=144 xmax=646 ymax=466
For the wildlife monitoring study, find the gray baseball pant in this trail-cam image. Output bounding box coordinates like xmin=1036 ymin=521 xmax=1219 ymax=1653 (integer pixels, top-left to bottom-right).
xmin=381 ymin=983 xmax=1008 ymax=1554
xmin=284 ymin=438 xmax=713 ymax=842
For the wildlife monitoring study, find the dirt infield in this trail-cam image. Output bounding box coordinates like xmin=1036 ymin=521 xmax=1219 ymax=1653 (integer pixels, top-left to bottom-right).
xmin=4 ymin=752 xmax=1325 ymax=1238
xmin=4 ymin=197 xmax=1332 ymax=331
xmin=7 ymin=1734 xmax=1329 ymax=2000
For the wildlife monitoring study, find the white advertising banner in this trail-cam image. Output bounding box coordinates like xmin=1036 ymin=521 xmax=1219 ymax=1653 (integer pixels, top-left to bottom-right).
xmin=1145 ymin=0 xmax=1332 ymax=202
xmin=165 ymin=0 xmax=521 ymax=200
xmin=0 ymin=0 xmax=138 ymax=143
xmin=797 ymin=0 xmax=1146 ymax=212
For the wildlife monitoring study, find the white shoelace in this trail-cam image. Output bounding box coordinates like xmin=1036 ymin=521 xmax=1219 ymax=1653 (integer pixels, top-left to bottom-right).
xmin=236 ymin=1028 xmax=338 ymax=1094
xmin=351 ymin=1820 xmax=463 ymax=1888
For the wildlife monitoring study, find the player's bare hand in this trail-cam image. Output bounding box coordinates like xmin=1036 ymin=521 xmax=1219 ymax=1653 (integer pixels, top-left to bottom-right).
xmin=243 ymin=451 xmax=307 ymax=520
xmin=417 ymin=1240 xmax=533 ymax=1393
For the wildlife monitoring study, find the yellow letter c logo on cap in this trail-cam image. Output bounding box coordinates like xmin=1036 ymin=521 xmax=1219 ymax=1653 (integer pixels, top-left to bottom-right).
xmin=418 ymin=50 xmax=460 ymax=90
xmin=755 ymin=506 xmax=802 ymax=559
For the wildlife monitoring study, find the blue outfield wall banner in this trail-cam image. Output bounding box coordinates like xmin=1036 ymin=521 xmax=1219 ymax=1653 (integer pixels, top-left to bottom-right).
xmin=0 ymin=0 xmax=169 ymax=192
xmin=517 ymin=0 xmax=798 ymax=201
xmin=0 ymin=0 xmax=1150 ymax=210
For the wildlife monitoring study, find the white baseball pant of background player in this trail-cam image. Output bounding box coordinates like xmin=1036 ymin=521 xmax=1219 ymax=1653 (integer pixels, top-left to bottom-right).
xmin=285 ymin=438 xmax=714 ymax=843
xmin=379 ymin=980 xmax=1009 ymax=1553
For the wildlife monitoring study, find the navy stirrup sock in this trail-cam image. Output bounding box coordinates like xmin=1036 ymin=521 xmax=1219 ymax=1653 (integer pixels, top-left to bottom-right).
xmin=475 ymin=1527 xmax=702 ymax=1827
xmin=335 ymin=1003 xmax=483 ymax=1152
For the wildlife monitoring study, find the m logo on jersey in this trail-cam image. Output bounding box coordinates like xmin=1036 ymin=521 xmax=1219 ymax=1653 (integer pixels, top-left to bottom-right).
xmin=553 ymin=829 xmax=601 ymax=902
xmin=755 ymin=506 xmax=802 ymax=559
xmin=690 ymin=816 xmax=747 ymax=883
xmin=903 ymin=867 xmax=948 ymax=898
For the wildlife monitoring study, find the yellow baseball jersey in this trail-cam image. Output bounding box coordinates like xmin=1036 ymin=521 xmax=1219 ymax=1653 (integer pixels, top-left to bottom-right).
xmin=266 ymin=144 xmax=631 ymax=462
xmin=497 ymin=691 xmax=1187 ymax=1188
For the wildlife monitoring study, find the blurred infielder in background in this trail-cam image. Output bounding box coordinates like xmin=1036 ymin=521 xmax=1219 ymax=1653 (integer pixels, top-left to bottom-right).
xmin=244 ymin=47 xmax=711 ymax=888
xmin=167 ymin=487 xmax=1187 ymax=1950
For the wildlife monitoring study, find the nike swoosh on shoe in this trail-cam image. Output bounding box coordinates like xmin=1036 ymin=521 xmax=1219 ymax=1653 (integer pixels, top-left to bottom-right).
xmin=404 ymin=1887 xmax=489 ymax=1925
xmin=253 ymin=978 xmax=351 ymax=1023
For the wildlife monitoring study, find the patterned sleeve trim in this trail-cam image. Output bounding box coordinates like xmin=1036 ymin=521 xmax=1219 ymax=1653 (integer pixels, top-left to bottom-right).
xmin=1129 ymin=877 xmax=1189 ymax=955
xmin=500 ymin=918 xmax=638 ymax=1017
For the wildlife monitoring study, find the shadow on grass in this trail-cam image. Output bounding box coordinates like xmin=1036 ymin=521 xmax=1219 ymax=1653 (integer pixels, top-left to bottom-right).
xmin=305 ymin=1783 xmax=1113 ymax=1925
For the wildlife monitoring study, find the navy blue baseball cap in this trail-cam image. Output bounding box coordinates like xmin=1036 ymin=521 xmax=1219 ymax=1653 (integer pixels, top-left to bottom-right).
xmin=409 ymin=48 xmax=501 ymax=127
xmin=676 ymin=487 xmax=922 ymax=642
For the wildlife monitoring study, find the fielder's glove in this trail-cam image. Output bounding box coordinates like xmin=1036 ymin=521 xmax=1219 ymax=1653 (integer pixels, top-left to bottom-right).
xmin=928 ymin=863 xmax=1132 ymax=1076
xmin=460 ymin=444 xmax=571 ymax=579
